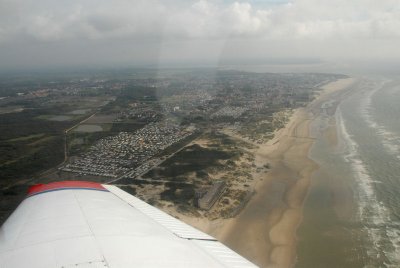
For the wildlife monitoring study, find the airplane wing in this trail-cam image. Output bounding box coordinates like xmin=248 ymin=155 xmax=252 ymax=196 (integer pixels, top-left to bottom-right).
xmin=0 ymin=181 xmax=257 ymax=267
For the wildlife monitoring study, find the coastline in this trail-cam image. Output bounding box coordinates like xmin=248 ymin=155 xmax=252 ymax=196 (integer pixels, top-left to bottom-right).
xmin=214 ymin=77 xmax=355 ymax=267
xmin=165 ymin=77 xmax=356 ymax=267
xmin=216 ymin=106 xmax=317 ymax=267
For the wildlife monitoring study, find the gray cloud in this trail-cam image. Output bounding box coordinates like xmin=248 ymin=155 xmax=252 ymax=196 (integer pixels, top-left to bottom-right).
xmin=1 ymin=0 xmax=400 ymax=70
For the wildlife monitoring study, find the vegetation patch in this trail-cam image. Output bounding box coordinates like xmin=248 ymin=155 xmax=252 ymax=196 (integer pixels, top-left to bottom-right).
xmin=110 ymin=122 xmax=146 ymax=132
xmin=73 ymin=124 xmax=103 ymax=133
xmin=144 ymin=143 xmax=236 ymax=179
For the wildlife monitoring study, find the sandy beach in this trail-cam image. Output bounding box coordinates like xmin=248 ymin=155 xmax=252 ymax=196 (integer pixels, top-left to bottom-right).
xmin=162 ymin=77 xmax=355 ymax=267
xmin=204 ymin=78 xmax=356 ymax=267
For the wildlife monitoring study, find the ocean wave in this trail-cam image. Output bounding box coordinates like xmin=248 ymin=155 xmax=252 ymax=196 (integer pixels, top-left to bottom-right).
xmin=337 ymin=108 xmax=400 ymax=266
xmin=359 ymin=80 xmax=400 ymax=157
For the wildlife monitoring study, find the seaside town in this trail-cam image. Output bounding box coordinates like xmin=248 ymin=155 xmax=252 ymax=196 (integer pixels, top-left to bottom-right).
xmin=60 ymin=122 xmax=193 ymax=178
xmin=0 ymin=70 xmax=345 ymax=221
xmin=0 ymin=69 xmax=353 ymax=268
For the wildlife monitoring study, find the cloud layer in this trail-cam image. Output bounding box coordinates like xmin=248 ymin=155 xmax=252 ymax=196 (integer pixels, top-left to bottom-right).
xmin=1 ymin=0 xmax=400 ymax=69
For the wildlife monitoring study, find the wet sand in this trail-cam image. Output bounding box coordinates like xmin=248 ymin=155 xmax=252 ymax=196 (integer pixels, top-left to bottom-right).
xmin=213 ymin=78 xmax=355 ymax=267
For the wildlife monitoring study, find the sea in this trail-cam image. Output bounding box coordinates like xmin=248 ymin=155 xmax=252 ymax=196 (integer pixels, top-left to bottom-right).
xmin=297 ymin=77 xmax=400 ymax=268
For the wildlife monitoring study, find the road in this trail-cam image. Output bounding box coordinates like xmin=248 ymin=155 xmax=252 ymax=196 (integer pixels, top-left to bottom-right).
xmin=63 ymin=112 xmax=98 ymax=163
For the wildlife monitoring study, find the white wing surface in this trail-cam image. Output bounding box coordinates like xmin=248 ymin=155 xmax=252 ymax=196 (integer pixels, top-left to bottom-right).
xmin=0 ymin=181 xmax=257 ymax=268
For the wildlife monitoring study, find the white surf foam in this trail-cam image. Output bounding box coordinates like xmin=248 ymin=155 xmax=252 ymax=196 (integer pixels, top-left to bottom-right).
xmin=337 ymin=107 xmax=400 ymax=266
xmin=359 ymin=80 xmax=400 ymax=157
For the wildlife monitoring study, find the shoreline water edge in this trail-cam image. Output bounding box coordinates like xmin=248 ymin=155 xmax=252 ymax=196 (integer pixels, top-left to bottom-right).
xmin=220 ymin=77 xmax=356 ymax=267
xmin=179 ymin=77 xmax=356 ymax=267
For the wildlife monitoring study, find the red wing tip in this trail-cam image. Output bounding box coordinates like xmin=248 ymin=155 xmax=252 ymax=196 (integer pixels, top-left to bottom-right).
xmin=27 ymin=181 xmax=106 ymax=196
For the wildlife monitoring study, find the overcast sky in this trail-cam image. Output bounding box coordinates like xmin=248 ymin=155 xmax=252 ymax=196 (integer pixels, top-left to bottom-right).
xmin=1 ymin=0 xmax=400 ymax=71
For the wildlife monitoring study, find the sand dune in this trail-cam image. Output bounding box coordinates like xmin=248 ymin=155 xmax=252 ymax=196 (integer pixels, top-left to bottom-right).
xmin=211 ymin=78 xmax=355 ymax=267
